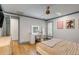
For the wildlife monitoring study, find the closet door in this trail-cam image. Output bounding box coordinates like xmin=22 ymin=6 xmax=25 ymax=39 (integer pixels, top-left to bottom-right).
xmin=10 ymin=16 xmax=19 ymax=40
xmin=48 ymin=22 xmax=53 ymax=36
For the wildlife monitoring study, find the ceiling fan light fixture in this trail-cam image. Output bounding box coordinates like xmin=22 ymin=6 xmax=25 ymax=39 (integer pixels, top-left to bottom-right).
xmin=46 ymin=9 xmax=50 ymax=15
xmin=46 ymin=6 xmax=50 ymax=15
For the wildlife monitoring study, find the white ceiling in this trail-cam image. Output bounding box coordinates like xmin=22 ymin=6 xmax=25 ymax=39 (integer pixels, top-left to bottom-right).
xmin=1 ymin=4 xmax=79 ymax=20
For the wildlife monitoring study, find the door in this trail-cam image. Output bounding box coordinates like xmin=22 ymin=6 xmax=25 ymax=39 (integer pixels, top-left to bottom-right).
xmin=10 ymin=16 xmax=19 ymax=40
xmin=48 ymin=22 xmax=53 ymax=36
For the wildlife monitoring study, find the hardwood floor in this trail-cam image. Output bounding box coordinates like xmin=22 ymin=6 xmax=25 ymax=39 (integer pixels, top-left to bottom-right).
xmin=11 ymin=41 xmax=37 ymax=55
xmin=0 ymin=37 xmax=11 ymax=55
xmin=0 ymin=37 xmax=38 ymax=55
xmin=1 ymin=37 xmax=79 ymax=55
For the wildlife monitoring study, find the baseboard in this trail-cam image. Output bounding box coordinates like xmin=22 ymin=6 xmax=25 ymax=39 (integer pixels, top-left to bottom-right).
xmin=19 ymin=41 xmax=30 ymax=44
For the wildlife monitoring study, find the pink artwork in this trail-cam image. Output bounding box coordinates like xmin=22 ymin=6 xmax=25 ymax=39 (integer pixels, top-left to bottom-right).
xmin=57 ymin=20 xmax=64 ymax=29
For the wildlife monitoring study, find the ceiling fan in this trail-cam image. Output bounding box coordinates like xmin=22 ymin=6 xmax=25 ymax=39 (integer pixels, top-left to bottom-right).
xmin=45 ymin=6 xmax=50 ymax=15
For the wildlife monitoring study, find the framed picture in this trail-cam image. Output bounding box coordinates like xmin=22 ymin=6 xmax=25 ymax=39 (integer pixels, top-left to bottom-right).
xmin=57 ymin=20 xmax=64 ymax=29
xmin=32 ymin=25 xmax=40 ymax=35
xmin=66 ymin=19 xmax=75 ymax=29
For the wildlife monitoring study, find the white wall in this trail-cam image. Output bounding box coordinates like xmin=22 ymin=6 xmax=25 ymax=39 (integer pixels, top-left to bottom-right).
xmin=0 ymin=28 xmax=2 ymax=36
xmin=2 ymin=18 xmax=6 ymax=36
xmin=10 ymin=17 xmax=18 ymax=40
xmin=50 ymin=13 xmax=79 ymax=42
xmin=19 ymin=16 xmax=46 ymax=43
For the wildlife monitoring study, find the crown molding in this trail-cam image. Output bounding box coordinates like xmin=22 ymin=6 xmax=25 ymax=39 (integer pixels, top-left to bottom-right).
xmin=46 ymin=11 xmax=79 ymax=21
xmin=1 ymin=10 xmax=48 ymax=21
xmin=0 ymin=10 xmax=79 ymax=21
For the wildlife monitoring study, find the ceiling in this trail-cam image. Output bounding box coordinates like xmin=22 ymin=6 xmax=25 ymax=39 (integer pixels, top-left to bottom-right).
xmin=1 ymin=4 xmax=79 ymax=20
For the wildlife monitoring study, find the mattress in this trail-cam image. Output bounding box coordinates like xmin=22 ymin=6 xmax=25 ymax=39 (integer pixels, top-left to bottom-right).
xmin=36 ymin=38 xmax=79 ymax=55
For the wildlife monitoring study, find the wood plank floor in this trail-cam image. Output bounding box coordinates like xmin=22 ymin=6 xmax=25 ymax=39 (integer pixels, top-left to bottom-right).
xmin=0 ymin=36 xmax=38 ymax=55
xmin=0 ymin=37 xmax=11 ymax=55
xmin=11 ymin=41 xmax=37 ymax=55
xmin=2 ymin=37 xmax=79 ymax=55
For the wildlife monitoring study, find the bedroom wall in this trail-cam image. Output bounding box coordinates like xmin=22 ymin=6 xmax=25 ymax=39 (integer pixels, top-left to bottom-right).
xmin=19 ymin=16 xmax=46 ymax=43
xmin=2 ymin=17 xmax=6 ymax=36
xmin=0 ymin=28 xmax=2 ymax=36
xmin=49 ymin=13 xmax=79 ymax=42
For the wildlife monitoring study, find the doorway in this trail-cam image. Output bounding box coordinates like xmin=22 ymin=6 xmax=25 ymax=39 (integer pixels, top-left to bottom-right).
xmin=10 ymin=16 xmax=19 ymax=41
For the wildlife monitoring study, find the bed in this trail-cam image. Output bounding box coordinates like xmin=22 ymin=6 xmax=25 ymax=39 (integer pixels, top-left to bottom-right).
xmin=36 ymin=38 xmax=79 ymax=55
xmin=0 ymin=37 xmax=11 ymax=55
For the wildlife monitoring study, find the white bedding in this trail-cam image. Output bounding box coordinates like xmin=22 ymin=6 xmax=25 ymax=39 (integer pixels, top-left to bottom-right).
xmin=41 ymin=38 xmax=63 ymax=47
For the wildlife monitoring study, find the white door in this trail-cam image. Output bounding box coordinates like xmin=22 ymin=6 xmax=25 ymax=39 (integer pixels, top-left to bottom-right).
xmin=48 ymin=22 xmax=53 ymax=36
xmin=10 ymin=16 xmax=18 ymax=40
